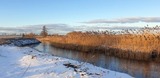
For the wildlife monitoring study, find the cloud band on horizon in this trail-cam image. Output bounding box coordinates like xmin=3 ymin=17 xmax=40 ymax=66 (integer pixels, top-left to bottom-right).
xmin=0 ymin=24 xmax=142 ymax=35
xmin=82 ymin=17 xmax=160 ymax=24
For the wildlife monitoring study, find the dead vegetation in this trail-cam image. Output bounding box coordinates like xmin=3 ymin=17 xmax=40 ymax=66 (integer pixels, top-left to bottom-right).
xmin=37 ymin=26 xmax=160 ymax=61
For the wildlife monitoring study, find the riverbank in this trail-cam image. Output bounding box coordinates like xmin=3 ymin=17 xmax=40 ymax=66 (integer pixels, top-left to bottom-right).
xmin=37 ymin=30 xmax=160 ymax=62
xmin=39 ymin=41 xmax=159 ymax=62
xmin=0 ymin=38 xmax=40 ymax=46
xmin=0 ymin=45 xmax=132 ymax=78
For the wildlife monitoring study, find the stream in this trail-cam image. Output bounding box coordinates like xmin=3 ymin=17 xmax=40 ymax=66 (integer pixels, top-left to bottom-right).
xmin=30 ymin=42 xmax=160 ymax=78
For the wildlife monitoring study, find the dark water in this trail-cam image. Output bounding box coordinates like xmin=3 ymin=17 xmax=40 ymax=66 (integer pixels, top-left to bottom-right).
xmin=30 ymin=42 xmax=160 ymax=78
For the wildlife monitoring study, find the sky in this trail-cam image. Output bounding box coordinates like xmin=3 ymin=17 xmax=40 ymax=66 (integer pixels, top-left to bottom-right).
xmin=0 ymin=0 xmax=160 ymax=34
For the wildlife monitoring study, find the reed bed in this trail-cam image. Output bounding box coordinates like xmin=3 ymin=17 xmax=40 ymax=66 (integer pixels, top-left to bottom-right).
xmin=37 ymin=26 xmax=160 ymax=61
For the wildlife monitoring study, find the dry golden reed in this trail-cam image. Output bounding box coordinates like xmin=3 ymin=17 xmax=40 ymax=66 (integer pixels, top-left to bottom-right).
xmin=37 ymin=26 xmax=160 ymax=61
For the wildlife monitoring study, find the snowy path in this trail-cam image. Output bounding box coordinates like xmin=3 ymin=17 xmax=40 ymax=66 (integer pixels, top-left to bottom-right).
xmin=0 ymin=46 xmax=133 ymax=78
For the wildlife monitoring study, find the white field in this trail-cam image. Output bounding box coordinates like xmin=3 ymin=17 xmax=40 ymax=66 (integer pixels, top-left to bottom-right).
xmin=0 ymin=45 xmax=133 ymax=78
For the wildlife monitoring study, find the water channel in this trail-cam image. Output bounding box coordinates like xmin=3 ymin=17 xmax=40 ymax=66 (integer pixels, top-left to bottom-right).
xmin=30 ymin=42 xmax=160 ymax=78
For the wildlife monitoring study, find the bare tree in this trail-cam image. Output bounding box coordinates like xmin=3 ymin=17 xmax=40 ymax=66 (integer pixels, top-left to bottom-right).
xmin=40 ymin=26 xmax=48 ymax=37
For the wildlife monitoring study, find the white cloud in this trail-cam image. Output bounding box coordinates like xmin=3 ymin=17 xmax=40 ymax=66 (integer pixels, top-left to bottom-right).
xmin=0 ymin=24 xmax=142 ymax=35
xmin=0 ymin=24 xmax=76 ymax=35
xmin=82 ymin=17 xmax=160 ymax=24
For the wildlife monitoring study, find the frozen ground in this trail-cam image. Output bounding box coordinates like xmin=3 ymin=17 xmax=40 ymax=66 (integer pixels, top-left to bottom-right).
xmin=0 ymin=38 xmax=40 ymax=46
xmin=7 ymin=38 xmax=40 ymax=46
xmin=0 ymin=45 xmax=133 ymax=78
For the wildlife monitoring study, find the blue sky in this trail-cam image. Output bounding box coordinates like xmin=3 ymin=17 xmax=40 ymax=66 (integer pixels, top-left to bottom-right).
xmin=0 ymin=0 xmax=160 ymax=34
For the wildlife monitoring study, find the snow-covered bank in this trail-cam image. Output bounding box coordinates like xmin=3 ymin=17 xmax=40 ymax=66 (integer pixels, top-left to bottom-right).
xmin=7 ymin=38 xmax=40 ymax=46
xmin=0 ymin=46 xmax=133 ymax=78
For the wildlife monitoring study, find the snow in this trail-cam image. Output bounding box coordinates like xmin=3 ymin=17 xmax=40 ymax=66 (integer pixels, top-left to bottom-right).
xmin=0 ymin=45 xmax=133 ymax=78
xmin=7 ymin=38 xmax=40 ymax=46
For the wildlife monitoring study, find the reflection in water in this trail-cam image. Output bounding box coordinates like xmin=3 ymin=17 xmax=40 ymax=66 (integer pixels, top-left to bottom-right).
xmin=42 ymin=43 xmax=47 ymax=52
xmin=31 ymin=42 xmax=160 ymax=78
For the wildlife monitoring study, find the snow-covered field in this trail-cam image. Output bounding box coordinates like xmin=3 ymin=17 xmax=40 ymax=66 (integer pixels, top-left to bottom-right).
xmin=0 ymin=45 xmax=133 ymax=78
